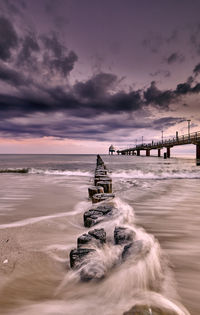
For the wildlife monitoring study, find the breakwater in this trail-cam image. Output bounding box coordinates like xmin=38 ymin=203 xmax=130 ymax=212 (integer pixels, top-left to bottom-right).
xmin=69 ymin=155 xmax=189 ymax=315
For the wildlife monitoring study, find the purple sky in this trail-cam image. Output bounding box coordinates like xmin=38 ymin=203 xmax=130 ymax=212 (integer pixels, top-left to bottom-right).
xmin=0 ymin=0 xmax=200 ymax=154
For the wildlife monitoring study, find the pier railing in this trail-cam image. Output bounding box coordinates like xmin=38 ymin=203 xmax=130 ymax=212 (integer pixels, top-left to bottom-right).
xmin=119 ymin=131 xmax=200 ymax=152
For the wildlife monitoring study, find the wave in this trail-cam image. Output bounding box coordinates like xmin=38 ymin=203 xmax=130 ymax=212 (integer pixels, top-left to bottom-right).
xmin=0 ymin=168 xmax=92 ymax=177
xmin=111 ymin=169 xmax=200 ymax=180
xmin=29 ymin=168 xmax=92 ymax=176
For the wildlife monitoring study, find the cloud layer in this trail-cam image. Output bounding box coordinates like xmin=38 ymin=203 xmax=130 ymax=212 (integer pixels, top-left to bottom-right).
xmin=0 ymin=12 xmax=200 ymax=143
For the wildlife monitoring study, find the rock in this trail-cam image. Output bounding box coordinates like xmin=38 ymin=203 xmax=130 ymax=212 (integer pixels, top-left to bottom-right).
xmin=88 ymin=228 xmax=106 ymax=244
xmin=123 ymin=305 xmax=179 ymax=315
xmin=69 ymin=248 xmax=96 ymax=269
xmin=122 ymin=240 xmax=143 ymax=260
xmin=114 ymin=227 xmax=135 ymax=245
xmin=88 ymin=186 xmax=104 ymax=198
xmin=96 ymin=180 xmax=112 ymax=193
xmin=92 ymin=193 xmax=115 ymax=203
xmin=80 ymin=261 xmax=106 ymax=281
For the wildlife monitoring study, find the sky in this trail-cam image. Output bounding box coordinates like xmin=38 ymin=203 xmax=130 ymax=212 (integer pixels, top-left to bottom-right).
xmin=0 ymin=0 xmax=200 ymax=154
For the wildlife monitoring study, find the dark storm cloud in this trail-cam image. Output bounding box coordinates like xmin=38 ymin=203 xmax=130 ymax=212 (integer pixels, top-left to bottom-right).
xmin=165 ymin=52 xmax=185 ymax=65
xmin=74 ymin=73 xmax=118 ymax=99
xmin=43 ymin=50 xmax=78 ymax=77
xmin=144 ymin=81 xmax=175 ymax=108
xmin=0 ymin=111 xmax=183 ymax=142
xmin=193 ymin=63 xmax=200 ymax=76
xmin=1 ymin=10 xmax=200 ymax=142
xmin=40 ymin=33 xmax=78 ymax=77
xmin=0 ymin=63 xmax=30 ymax=86
xmin=41 ymin=34 xmax=64 ymax=58
xmin=153 ymin=117 xmax=184 ymax=130
xmin=0 ymin=16 xmax=18 ymax=61
xmin=17 ymin=33 xmax=40 ymax=67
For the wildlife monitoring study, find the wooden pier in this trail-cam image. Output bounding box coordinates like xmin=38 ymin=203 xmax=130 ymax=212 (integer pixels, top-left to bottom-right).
xmin=117 ymin=131 xmax=200 ymax=165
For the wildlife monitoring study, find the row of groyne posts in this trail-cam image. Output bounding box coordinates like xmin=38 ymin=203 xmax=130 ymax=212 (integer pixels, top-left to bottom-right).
xmin=68 ymin=155 xmax=183 ymax=314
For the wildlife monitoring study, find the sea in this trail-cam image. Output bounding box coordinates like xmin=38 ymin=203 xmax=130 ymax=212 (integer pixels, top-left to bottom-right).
xmin=0 ymin=154 xmax=200 ymax=315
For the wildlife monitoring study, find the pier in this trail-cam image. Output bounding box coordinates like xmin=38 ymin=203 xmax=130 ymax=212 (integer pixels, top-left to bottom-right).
xmin=117 ymin=131 xmax=200 ymax=165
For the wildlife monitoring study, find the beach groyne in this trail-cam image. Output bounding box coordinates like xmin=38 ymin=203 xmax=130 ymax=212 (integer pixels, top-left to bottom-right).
xmin=69 ymin=155 xmax=189 ymax=315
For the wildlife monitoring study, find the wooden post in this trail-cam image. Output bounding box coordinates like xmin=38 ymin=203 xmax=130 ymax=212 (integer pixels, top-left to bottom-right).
xmin=158 ymin=149 xmax=161 ymax=157
xmin=146 ymin=149 xmax=150 ymax=156
xmin=167 ymin=147 xmax=171 ymax=158
xmin=196 ymin=144 xmax=200 ymax=166
xmin=137 ymin=150 xmax=140 ymax=156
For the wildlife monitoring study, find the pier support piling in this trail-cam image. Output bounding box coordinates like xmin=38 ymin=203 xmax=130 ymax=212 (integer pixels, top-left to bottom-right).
xmin=167 ymin=147 xmax=171 ymax=158
xmin=196 ymin=144 xmax=200 ymax=166
xmin=137 ymin=150 xmax=140 ymax=156
xmin=158 ymin=149 xmax=161 ymax=157
xmin=146 ymin=149 xmax=150 ymax=156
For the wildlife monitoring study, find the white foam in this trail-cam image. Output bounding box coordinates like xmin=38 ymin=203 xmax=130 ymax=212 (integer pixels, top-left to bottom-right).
xmin=111 ymin=169 xmax=200 ymax=180
xmin=28 ymin=168 xmax=92 ymax=177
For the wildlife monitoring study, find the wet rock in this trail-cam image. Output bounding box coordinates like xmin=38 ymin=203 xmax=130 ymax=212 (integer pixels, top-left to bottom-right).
xmin=122 ymin=240 xmax=143 ymax=260
xmin=123 ymin=305 xmax=179 ymax=315
xmin=69 ymin=248 xmax=95 ymax=269
xmin=88 ymin=228 xmax=106 ymax=244
xmin=114 ymin=227 xmax=135 ymax=245
xmin=92 ymin=193 xmax=115 ymax=203
xmin=96 ymin=180 xmax=112 ymax=193
xmin=88 ymin=186 xmax=104 ymax=198
xmin=80 ymin=261 xmax=106 ymax=281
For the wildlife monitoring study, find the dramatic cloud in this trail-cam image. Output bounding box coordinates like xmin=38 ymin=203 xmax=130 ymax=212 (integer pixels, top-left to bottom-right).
xmin=193 ymin=63 xmax=200 ymax=76
xmin=0 ymin=5 xmax=200 ymax=145
xmin=144 ymin=81 xmax=175 ymax=108
xmin=0 ymin=16 xmax=18 ymax=61
xmin=0 ymin=63 xmax=30 ymax=86
xmin=17 ymin=33 xmax=40 ymax=67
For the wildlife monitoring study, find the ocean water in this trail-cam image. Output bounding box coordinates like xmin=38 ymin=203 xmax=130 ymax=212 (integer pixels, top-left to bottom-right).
xmin=0 ymin=154 xmax=200 ymax=314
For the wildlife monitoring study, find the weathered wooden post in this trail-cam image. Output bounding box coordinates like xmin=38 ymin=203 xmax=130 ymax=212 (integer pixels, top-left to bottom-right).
xmin=196 ymin=143 xmax=200 ymax=166
xmin=158 ymin=148 xmax=161 ymax=157
xmin=167 ymin=147 xmax=171 ymax=158
xmin=146 ymin=149 xmax=150 ymax=156
xmin=137 ymin=150 xmax=140 ymax=156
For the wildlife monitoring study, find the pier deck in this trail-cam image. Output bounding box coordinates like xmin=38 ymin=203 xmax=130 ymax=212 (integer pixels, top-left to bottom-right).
xmin=117 ymin=131 xmax=200 ymax=165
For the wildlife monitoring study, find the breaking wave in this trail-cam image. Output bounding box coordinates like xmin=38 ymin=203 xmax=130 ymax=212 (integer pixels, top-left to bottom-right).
xmin=0 ymin=168 xmax=92 ymax=177
xmin=111 ymin=168 xmax=200 ymax=180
